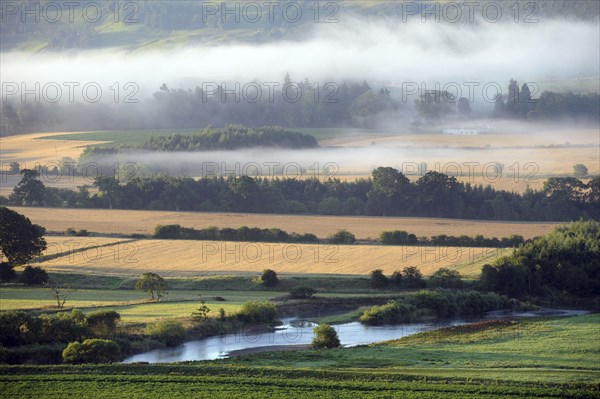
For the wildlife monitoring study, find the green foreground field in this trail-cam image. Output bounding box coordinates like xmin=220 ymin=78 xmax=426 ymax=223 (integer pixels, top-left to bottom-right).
xmin=1 ymin=315 xmax=598 ymax=398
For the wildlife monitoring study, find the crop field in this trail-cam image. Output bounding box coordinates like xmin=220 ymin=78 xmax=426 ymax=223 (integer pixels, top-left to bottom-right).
xmin=0 ymin=131 xmax=110 ymax=165
xmin=9 ymin=207 xmax=560 ymax=239
xmin=30 ymin=238 xmax=509 ymax=277
xmin=0 ymin=315 xmax=597 ymax=398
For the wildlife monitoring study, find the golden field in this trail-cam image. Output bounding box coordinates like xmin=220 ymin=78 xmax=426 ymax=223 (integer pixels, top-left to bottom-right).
xmin=9 ymin=207 xmax=561 ymax=239
xmin=0 ymin=131 xmax=109 ymax=165
xmin=31 ymin=238 xmax=508 ymax=278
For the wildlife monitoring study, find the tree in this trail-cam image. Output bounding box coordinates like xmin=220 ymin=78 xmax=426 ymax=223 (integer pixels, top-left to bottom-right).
xmin=62 ymin=339 xmax=122 ymax=364
xmin=10 ymin=169 xmax=46 ymax=206
xmin=493 ymin=94 xmax=506 ymax=118
xmin=457 ymin=97 xmax=471 ymax=117
xmin=506 ymin=79 xmax=520 ymax=117
xmin=573 ymin=164 xmax=589 ymax=177
xmin=390 ymin=270 xmax=403 ymax=287
xmin=20 ymin=266 xmax=49 ymax=285
xmin=260 ymin=269 xmax=279 ymax=287
xmin=45 ymin=280 xmax=75 ymax=308
xmin=86 ymin=310 xmax=120 ymax=338
xmin=311 ymin=324 xmax=340 ymax=349
xmin=0 ymin=207 xmax=47 ymax=266
xmin=135 ymin=272 xmax=168 ymax=301
xmin=428 ymin=268 xmax=463 ymax=288
xmin=367 ymin=167 xmax=410 ymax=216
xmin=402 ymin=266 xmax=426 ymax=288
xmin=328 ymin=230 xmax=356 ymax=244
xmin=93 ymin=176 xmax=120 ymax=209
xmin=191 ymin=296 xmax=211 ymax=322
xmin=414 ymin=90 xmax=456 ymax=122
xmin=0 ymin=262 xmax=16 ymax=281
xmin=370 ymin=269 xmax=389 ymax=288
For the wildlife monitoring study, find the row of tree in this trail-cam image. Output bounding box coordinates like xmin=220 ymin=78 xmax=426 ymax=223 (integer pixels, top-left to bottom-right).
xmin=380 ymin=230 xmax=525 ymax=248
xmin=82 ymin=126 xmax=319 ymax=157
xmin=5 ymin=168 xmax=600 ymax=221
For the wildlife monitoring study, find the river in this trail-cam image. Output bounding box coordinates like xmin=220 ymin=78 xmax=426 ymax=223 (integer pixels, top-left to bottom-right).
xmin=122 ymin=309 xmax=588 ymax=364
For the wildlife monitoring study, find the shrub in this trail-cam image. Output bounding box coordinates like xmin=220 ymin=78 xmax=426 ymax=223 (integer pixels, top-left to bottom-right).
xmin=62 ymin=339 xmax=122 ymax=364
xmin=86 ymin=310 xmax=120 ymax=338
xmin=0 ymin=311 xmax=36 ymax=346
xmin=236 ymin=301 xmax=276 ymax=324
xmin=328 ymin=230 xmax=356 ymax=244
xmin=370 ymin=269 xmax=389 ymax=288
xmin=311 ymin=324 xmax=341 ymax=349
xmin=145 ymin=320 xmax=186 ymax=347
xmin=260 ymin=269 xmax=279 ymax=287
xmin=290 ymin=287 xmax=316 ymax=299
xmin=359 ymin=301 xmax=416 ymax=325
xmin=0 ymin=262 xmax=16 ymax=281
xmin=39 ymin=310 xmax=89 ymax=344
xmin=20 ymin=266 xmax=49 ymax=285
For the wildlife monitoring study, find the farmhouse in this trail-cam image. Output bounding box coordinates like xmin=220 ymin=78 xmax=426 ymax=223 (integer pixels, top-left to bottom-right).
xmin=442 ymin=127 xmax=488 ymax=135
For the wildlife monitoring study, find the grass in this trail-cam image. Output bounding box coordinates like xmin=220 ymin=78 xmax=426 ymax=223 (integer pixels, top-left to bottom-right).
xmin=0 ymin=315 xmax=597 ymax=398
xmin=227 ymin=314 xmax=600 ymax=382
xmin=0 ymin=287 xmax=279 ymax=322
xmin=9 ymin=206 xmax=560 ymax=240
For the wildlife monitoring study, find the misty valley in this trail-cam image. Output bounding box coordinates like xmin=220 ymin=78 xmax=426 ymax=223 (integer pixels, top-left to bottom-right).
xmin=0 ymin=1 xmax=599 ymax=399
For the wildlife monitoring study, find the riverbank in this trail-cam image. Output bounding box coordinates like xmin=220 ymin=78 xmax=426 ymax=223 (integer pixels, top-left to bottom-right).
xmin=226 ymin=344 xmax=310 ymax=357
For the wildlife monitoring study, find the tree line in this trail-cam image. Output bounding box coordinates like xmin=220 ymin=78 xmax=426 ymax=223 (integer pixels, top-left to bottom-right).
xmin=81 ymin=126 xmax=319 ymax=158
xmin=479 ymin=220 xmax=599 ymax=299
xmin=4 ymin=167 xmax=599 ymax=221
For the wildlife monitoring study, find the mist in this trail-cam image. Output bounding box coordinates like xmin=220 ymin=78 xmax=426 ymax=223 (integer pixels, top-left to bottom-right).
xmin=2 ymin=16 xmax=599 ymax=102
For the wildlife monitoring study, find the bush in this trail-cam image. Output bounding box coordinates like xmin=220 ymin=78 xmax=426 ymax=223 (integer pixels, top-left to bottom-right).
xmin=260 ymin=269 xmax=279 ymax=287
xmin=311 ymin=324 xmax=340 ymax=349
xmin=236 ymin=301 xmax=276 ymax=324
xmin=369 ymin=269 xmax=389 ymax=288
xmin=359 ymin=301 xmax=416 ymax=325
xmin=428 ymin=268 xmax=463 ymax=289
xmin=62 ymin=339 xmax=122 ymax=364
xmin=0 ymin=262 xmax=16 ymax=281
xmin=328 ymin=230 xmax=356 ymax=244
xmin=86 ymin=310 xmax=120 ymax=338
xmin=39 ymin=310 xmax=89 ymax=344
xmin=289 ymin=287 xmax=316 ymax=299
xmin=20 ymin=266 xmax=49 ymax=285
xmin=145 ymin=320 xmax=186 ymax=347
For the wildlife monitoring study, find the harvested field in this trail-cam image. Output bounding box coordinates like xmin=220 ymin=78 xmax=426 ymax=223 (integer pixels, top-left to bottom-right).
xmin=32 ymin=239 xmax=509 ymax=277
xmin=10 ymin=206 xmax=562 ymax=240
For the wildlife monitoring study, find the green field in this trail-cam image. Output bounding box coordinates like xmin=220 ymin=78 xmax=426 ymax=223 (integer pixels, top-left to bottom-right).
xmin=1 ymin=315 xmax=598 ymax=398
xmin=0 ymin=287 xmax=280 ymax=322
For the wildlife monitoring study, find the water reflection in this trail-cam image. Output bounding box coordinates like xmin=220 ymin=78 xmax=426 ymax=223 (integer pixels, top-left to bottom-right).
xmin=123 ymin=318 xmax=466 ymax=363
xmin=122 ymin=309 xmax=589 ymax=364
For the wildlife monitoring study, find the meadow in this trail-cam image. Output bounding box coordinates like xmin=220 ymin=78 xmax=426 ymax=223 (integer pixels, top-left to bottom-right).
xmin=9 ymin=206 xmax=560 ymax=239
xmin=0 ymin=315 xmax=597 ymax=398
